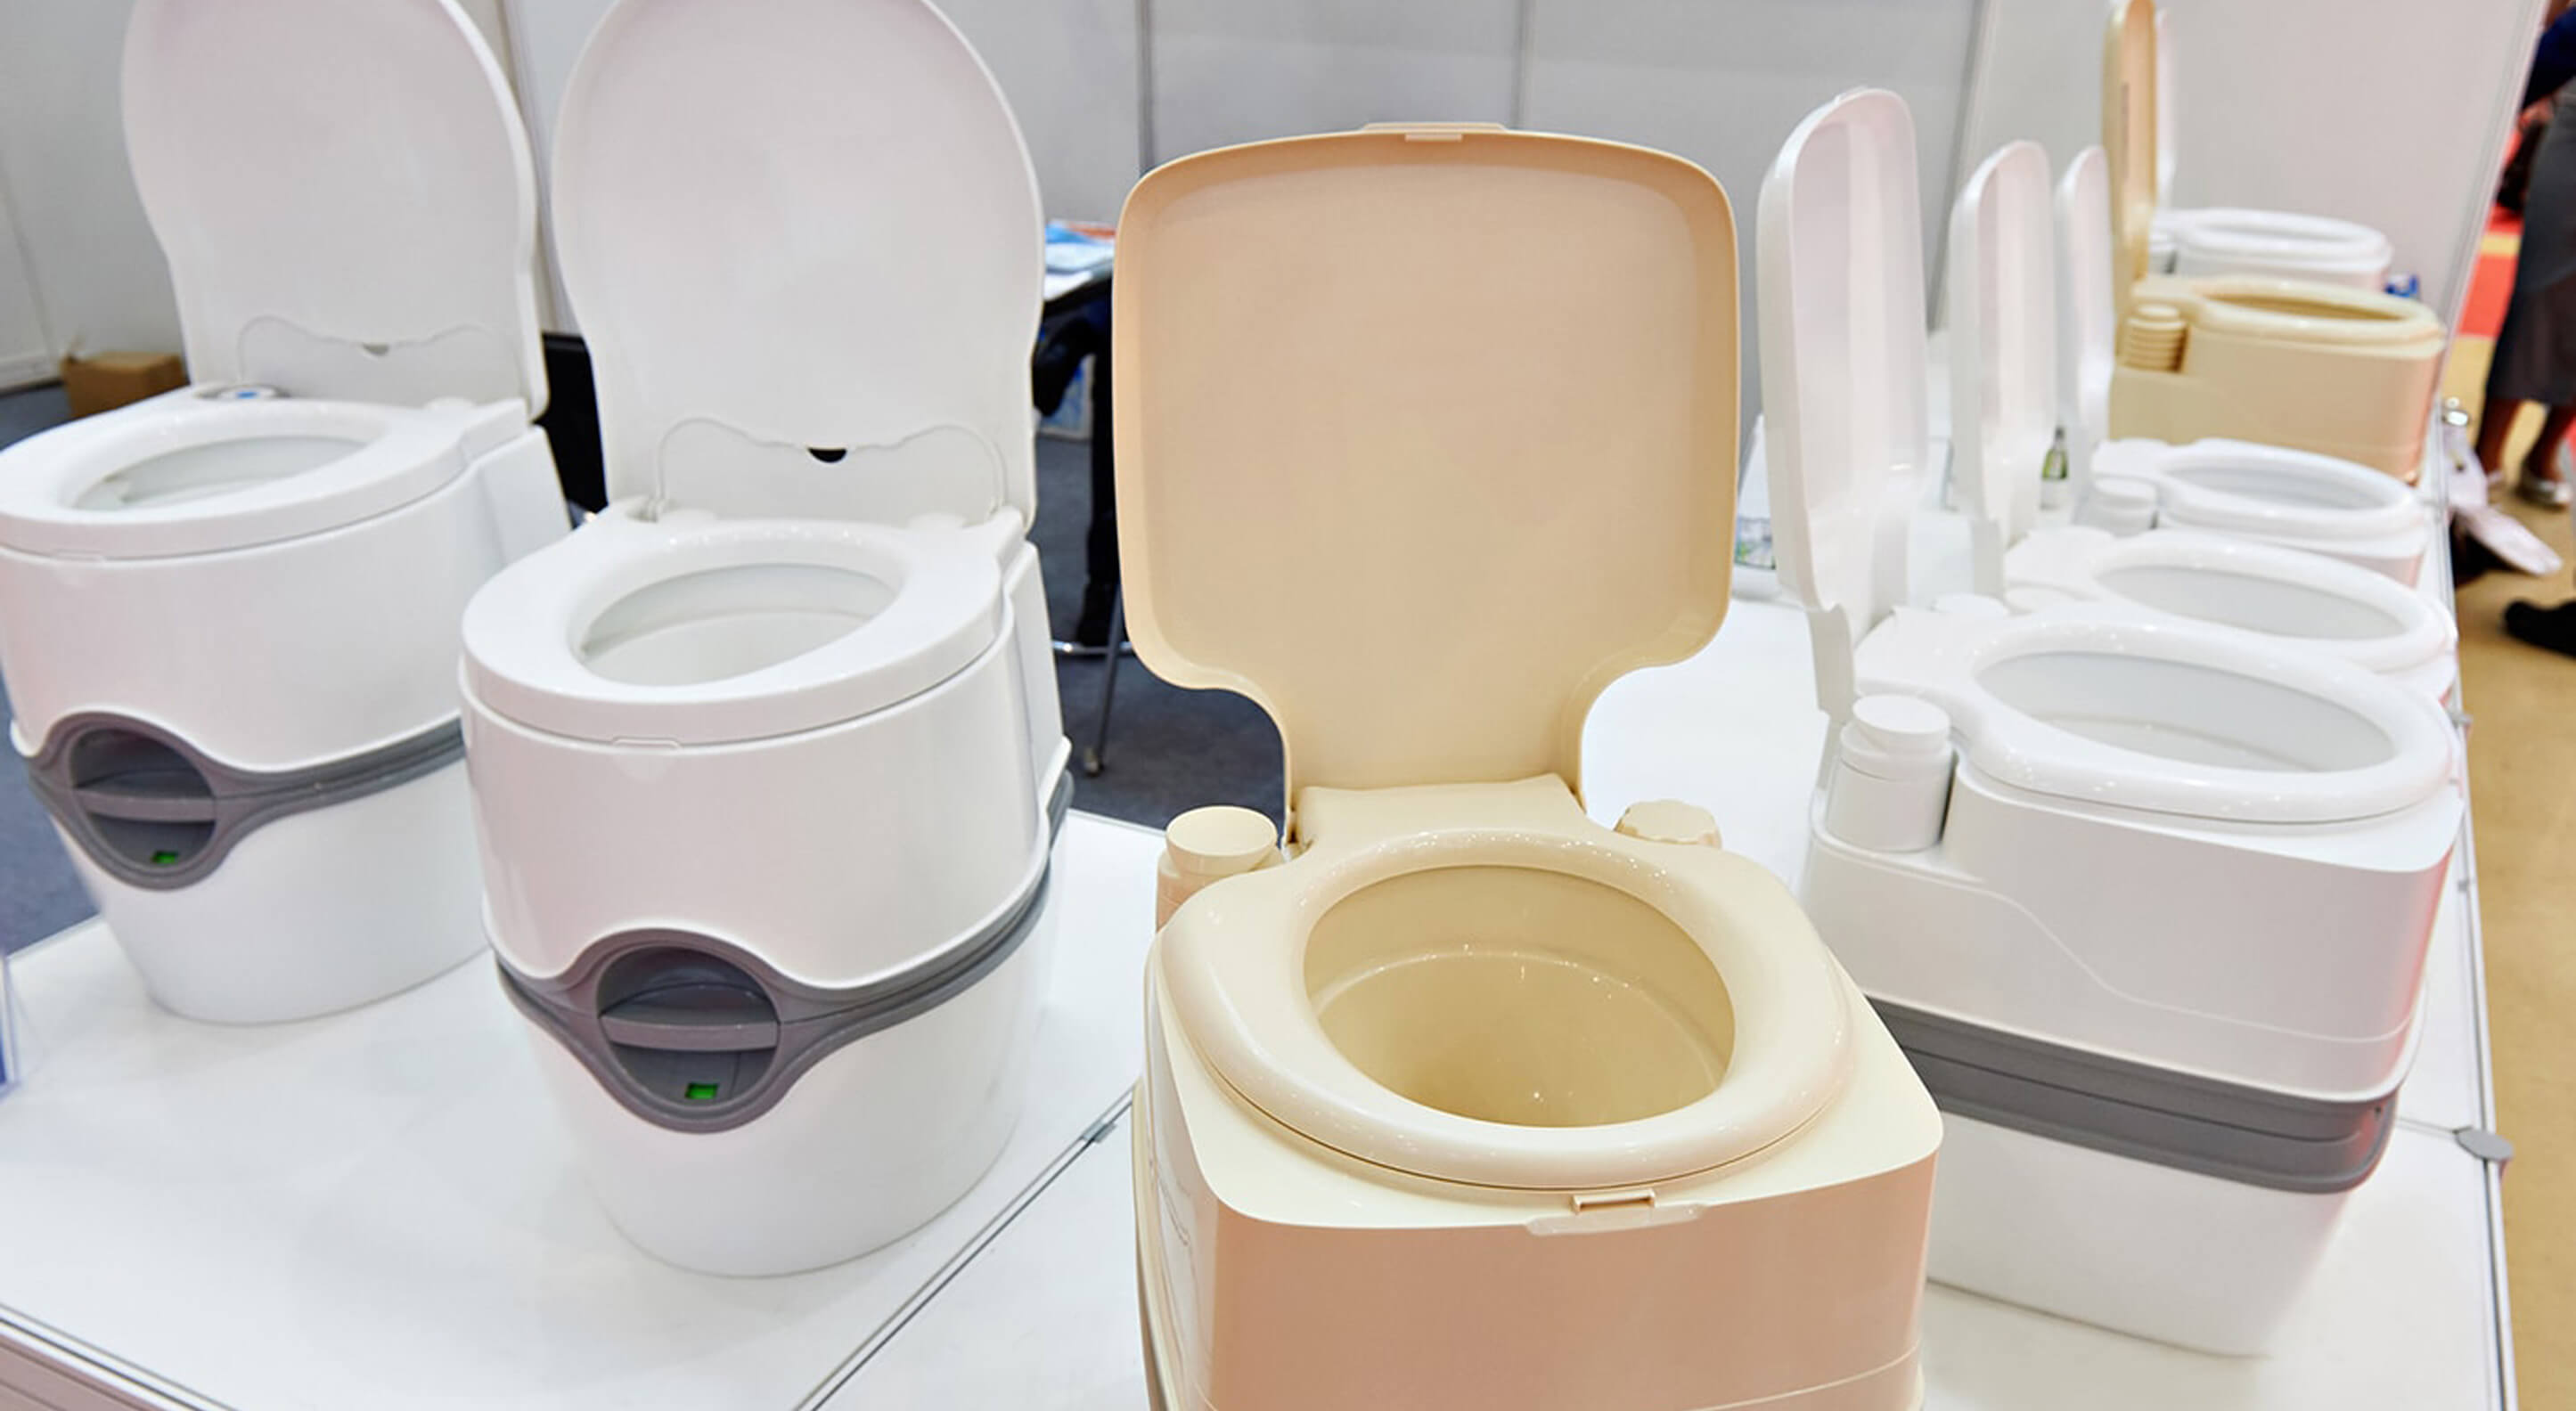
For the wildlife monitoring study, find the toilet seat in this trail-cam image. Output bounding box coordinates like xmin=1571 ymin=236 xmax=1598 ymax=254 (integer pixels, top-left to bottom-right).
xmin=2093 ymin=437 xmax=2431 ymax=582
xmin=2005 ymin=527 xmax=2456 ymax=697
xmin=460 ymin=514 xmax=1007 ymax=746
xmin=1157 ymin=779 xmax=1852 ymax=1190
xmin=2163 ymin=208 xmax=2393 ymax=290
xmin=1855 ymin=607 xmax=2455 ymax=825
xmin=0 ymin=395 xmax=522 ymax=559
xmin=1762 ymin=92 xmax=2457 ymax=827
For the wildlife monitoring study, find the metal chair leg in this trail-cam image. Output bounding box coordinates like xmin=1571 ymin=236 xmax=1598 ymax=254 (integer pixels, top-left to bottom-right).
xmin=1082 ymin=590 xmax=1125 ymax=777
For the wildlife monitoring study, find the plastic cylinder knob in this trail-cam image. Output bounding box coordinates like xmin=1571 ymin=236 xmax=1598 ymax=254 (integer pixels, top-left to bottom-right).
xmin=1157 ymin=805 xmax=1281 ymax=929
xmin=2075 ymin=477 xmax=2162 ymax=536
xmin=1823 ymin=695 xmax=1956 ymax=853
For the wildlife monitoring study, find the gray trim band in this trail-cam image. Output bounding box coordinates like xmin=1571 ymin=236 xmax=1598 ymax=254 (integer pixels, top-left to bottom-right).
xmin=1875 ymin=999 xmax=2396 ymax=1195
xmin=20 ymin=713 xmax=464 ymax=890
xmin=502 ymin=856 xmax=1053 ymax=1134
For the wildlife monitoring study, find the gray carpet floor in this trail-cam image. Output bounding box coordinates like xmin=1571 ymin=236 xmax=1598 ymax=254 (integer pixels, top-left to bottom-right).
xmin=0 ymin=380 xmax=1275 ymax=954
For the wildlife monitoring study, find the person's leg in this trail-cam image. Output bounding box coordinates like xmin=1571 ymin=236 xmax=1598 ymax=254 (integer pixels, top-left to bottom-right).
xmin=2480 ymin=393 xmax=2526 ymax=474
xmin=2519 ymin=402 xmax=2576 ymax=507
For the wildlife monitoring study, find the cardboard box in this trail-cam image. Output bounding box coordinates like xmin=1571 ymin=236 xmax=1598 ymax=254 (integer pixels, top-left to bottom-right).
xmin=60 ymin=351 xmax=186 ymax=419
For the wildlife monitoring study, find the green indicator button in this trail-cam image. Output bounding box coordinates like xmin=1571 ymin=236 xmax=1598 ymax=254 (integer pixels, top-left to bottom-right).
xmin=151 ymin=850 xmax=181 ymax=866
xmin=683 ymin=1082 xmax=721 ymax=1102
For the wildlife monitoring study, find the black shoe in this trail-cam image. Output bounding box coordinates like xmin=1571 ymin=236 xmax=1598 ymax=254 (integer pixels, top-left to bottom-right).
xmin=2502 ymin=599 xmax=2576 ymax=659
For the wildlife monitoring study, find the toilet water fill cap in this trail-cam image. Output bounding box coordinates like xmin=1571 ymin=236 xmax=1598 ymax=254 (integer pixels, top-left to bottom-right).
xmin=123 ymin=0 xmax=545 ymax=413
xmin=2105 ymin=0 xmax=2163 ymax=300
xmin=2057 ymin=148 xmax=2118 ymax=469
xmin=552 ymin=0 xmax=1043 ymax=527
xmin=1948 ymin=141 xmax=2058 ymax=563
xmin=1756 ymin=89 xmax=1929 ymax=702
xmin=1113 ymin=125 xmax=1738 ymax=820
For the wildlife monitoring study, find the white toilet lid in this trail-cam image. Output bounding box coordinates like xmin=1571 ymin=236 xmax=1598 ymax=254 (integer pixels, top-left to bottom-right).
xmin=2056 ymin=148 xmax=2116 ymax=470
xmin=1114 ymin=126 xmax=1738 ymax=814
xmin=1948 ymin=141 xmax=2057 ymax=555
xmin=1756 ymin=89 xmax=1929 ymax=643
xmin=552 ymin=0 xmax=1042 ymax=528
xmin=123 ymin=0 xmax=544 ymax=412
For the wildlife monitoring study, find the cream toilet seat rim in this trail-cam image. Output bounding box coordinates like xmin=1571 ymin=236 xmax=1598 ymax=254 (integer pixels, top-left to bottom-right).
xmin=1160 ymin=827 xmax=1855 ymax=1191
xmin=1904 ymin=613 xmax=2456 ymax=825
xmin=2163 ymin=275 xmax=2439 ymax=345
xmin=2075 ymin=528 xmax=2454 ymax=674
xmin=0 ymin=396 xmax=469 ymax=559
xmin=460 ymin=513 xmax=1005 ymax=746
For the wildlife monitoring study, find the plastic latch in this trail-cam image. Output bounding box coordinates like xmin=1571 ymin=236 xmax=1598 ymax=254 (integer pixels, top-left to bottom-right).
xmin=1359 ymin=121 xmax=1509 ymax=143
xmin=2455 ymin=1128 xmax=2514 ymax=1168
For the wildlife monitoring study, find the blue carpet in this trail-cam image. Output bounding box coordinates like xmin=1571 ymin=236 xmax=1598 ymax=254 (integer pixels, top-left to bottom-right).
xmin=0 ymin=384 xmax=90 ymax=952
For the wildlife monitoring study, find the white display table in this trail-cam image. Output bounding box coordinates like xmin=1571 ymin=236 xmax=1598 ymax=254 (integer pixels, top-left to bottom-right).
xmin=0 ymin=537 xmax=2514 ymax=1411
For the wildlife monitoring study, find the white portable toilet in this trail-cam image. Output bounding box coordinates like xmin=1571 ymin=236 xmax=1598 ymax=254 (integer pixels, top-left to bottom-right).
xmin=0 ymin=0 xmax=565 ymax=1024
xmin=459 ymin=0 xmax=1067 ymax=1276
xmin=1765 ymin=88 xmax=2461 ymax=1355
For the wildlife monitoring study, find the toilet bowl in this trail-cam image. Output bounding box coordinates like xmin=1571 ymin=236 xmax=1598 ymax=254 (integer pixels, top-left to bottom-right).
xmin=1124 ymin=123 xmax=1939 ymax=1411
xmin=1764 ymin=89 xmax=2460 ymax=1352
xmin=458 ymin=0 xmax=1065 ymax=1277
xmin=1939 ymin=147 xmax=2456 ymax=697
xmin=0 ymin=0 xmax=565 ymax=1024
xmin=2158 ymin=208 xmax=2394 ymax=290
xmin=2002 ymin=528 xmax=2456 ymax=698
xmin=2102 ymin=0 xmax=2445 ymax=481
xmin=2088 ymin=437 xmax=2433 ymax=583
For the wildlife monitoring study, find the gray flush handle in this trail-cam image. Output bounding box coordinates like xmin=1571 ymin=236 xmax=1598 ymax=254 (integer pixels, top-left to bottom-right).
xmin=70 ymin=776 xmax=221 ymax=824
xmin=599 ymin=983 xmax=783 ymax=1053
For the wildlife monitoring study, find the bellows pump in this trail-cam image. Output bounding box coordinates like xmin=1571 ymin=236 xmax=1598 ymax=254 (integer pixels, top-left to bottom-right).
xmin=0 ymin=0 xmax=566 ymax=1024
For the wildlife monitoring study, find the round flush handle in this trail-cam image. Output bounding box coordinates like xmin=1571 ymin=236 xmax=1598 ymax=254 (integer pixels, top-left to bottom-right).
xmin=1824 ymin=695 xmax=1956 ymax=853
xmin=1615 ymin=799 xmax=1721 ymax=848
xmin=1158 ymin=805 xmax=1281 ymax=929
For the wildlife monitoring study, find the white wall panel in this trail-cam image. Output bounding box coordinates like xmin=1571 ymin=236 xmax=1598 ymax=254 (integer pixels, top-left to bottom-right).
xmin=1957 ymin=0 xmax=2547 ymax=327
xmin=0 ymin=0 xmax=181 ymax=360
xmin=0 ymin=183 xmax=52 ymax=387
xmin=1147 ymin=0 xmax=1521 ymax=162
xmin=1522 ymin=0 xmax=1984 ymax=428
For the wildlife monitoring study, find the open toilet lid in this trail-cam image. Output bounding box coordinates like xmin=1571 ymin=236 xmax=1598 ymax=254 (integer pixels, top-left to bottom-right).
xmin=2057 ymin=148 xmax=2116 ymax=464
xmin=553 ymin=0 xmax=1043 ymax=526
xmin=1756 ymin=90 xmax=1929 ymax=640
xmin=2105 ymin=0 xmax=2163 ymax=298
xmin=1113 ymin=126 xmax=1738 ymax=812
xmin=1948 ymin=141 xmax=2057 ymax=555
xmin=123 ymin=0 xmax=544 ymax=412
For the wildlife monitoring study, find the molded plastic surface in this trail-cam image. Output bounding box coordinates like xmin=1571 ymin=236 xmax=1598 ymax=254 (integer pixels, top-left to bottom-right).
xmin=1757 ymin=90 xmax=1928 ymax=655
xmin=0 ymin=393 xmax=527 ymax=559
xmin=552 ymin=0 xmax=1043 ymax=525
xmin=2093 ymin=437 xmax=2433 ymax=583
xmin=2106 ymin=0 xmax=2163 ymax=300
xmin=1113 ymin=126 xmax=1738 ymax=811
xmin=460 ymin=513 xmax=1011 ymax=746
xmin=1154 ymin=777 xmax=1854 ymax=1191
xmin=1949 ymin=142 xmax=2057 ymax=569
xmin=123 ymin=0 xmax=544 ymax=412
xmin=2057 ymin=148 xmax=2117 ymax=493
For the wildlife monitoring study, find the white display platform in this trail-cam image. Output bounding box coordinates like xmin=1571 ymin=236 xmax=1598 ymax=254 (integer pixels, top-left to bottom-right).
xmin=0 ymin=500 xmax=2513 ymax=1410
xmin=0 ymin=816 xmax=1162 ymax=1411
